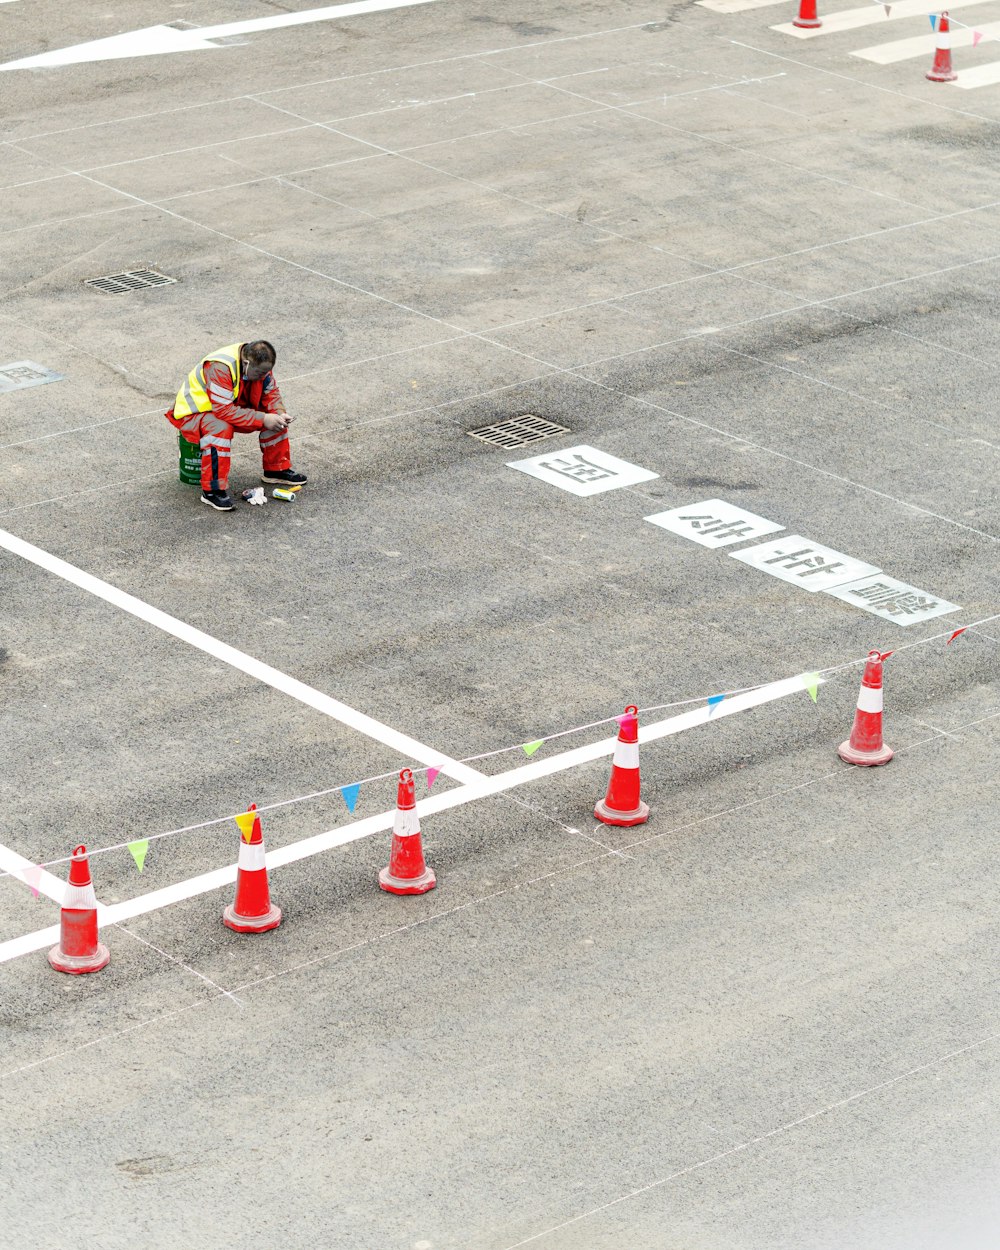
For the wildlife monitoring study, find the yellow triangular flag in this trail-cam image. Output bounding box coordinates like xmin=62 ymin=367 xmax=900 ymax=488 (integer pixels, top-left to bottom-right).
xmin=128 ymin=840 xmax=149 ymax=874
xmin=234 ymin=810 xmax=256 ymax=842
xmin=802 ymin=673 xmax=820 ymax=703
xmin=522 ymin=740 xmax=544 ymax=757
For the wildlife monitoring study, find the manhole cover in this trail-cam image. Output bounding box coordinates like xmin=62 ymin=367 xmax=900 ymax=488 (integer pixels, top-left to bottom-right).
xmin=83 ymin=269 xmax=176 ymax=294
xmin=467 ymin=414 xmax=570 ymax=449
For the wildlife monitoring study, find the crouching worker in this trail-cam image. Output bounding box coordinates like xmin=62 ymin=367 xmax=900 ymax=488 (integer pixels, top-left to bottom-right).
xmin=165 ymin=339 xmax=307 ymax=511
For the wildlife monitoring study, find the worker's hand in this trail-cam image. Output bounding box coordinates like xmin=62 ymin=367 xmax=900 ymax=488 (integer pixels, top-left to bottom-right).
xmin=262 ymin=412 xmax=287 ymax=432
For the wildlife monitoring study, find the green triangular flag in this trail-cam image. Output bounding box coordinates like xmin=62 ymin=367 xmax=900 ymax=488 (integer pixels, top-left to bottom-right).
xmin=802 ymin=673 xmax=820 ymax=703
xmin=522 ymin=740 xmax=544 ymax=757
xmin=128 ymin=839 xmax=149 ymax=873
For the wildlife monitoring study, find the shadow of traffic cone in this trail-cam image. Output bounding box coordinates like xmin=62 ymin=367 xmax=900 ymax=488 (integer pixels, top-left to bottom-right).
xmin=838 ymin=651 xmax=894 ymax=766
xmin=927 ymin=11 xmax=958 ymax=81
xmin=48 ymin=844 xmax=109 ymax=974
xmin=595 ymin=705 xmax=650 ymax=827
xmin=379 ymin=769 xmax=436 ymax=895
xmin=223 ymin=803 xmax=282 ymax=932
xmin=793 ymin=0 xmax=822 ymax=29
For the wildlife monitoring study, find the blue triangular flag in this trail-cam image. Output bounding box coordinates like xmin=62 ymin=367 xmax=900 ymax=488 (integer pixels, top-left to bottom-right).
xmin=929 ymin=13 xmax=937 ymax=29
xmin=340 ymin=783 xmax=360 ymax=813
xmin=707 ymin=694 xmax=725 ymax=715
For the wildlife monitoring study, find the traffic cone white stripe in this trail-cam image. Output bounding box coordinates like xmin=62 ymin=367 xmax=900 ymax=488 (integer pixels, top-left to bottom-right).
xmin=857 ymin=685 xmax=883 ymax=714
xmin=614 ymin=740 xmax=640 ymax=769
xmin=393 ymin=807 xmax=419 ymax=838
xmin=63 ymin=881 xmax=98 ymax=909
xmin=937 ymin=29 xmax=951 ymax=46
xmin=237 ymin=841 xmax=267 ymax=872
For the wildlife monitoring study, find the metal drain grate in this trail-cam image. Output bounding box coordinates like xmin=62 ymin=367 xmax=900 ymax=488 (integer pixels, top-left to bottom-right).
xmin=467 ymin=413 xmax=570 ymax=450
xmin=83 ymin=269 xmax=176 ymax=294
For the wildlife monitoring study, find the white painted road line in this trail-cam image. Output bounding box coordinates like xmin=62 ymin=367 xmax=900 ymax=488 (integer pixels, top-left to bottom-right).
xmin=0 ymin=0 xmax=442 ymax=70
xmin=951 ymin=58 xmax=1000 ymax=86
xmin=773 ymin=0 xmax=993 ymax=38
xmin=698 ymin=0 xmax=790 ymax=11
xmin=0 ymin=673 xmax=817 ymax=965
xmin=0 ymin=527 xmax=483 ymax=785
xmin=853 ymin=21 xmax=1000 ymax=62
xmin=0 ymin=844 xmax=83 ymax=909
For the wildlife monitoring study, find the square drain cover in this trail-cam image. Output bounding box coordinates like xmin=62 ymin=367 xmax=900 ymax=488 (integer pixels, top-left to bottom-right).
xmin=467 ymin=413 xmax=570 ymax=449
xmin=83 ymin=269 xmax=176 ymax=294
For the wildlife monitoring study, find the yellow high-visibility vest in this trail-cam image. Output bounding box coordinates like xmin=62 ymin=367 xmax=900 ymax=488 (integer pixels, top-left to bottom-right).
xmin=170 ymin=343 xmax=243 ymax=421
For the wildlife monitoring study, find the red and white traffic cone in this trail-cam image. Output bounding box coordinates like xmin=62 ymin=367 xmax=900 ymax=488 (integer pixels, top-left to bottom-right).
xmin=48 ymin=844 xmax=109 ymax=975
xmin=793 ymin=0 xmax=822 ymax=29
xmin=379 ymin=769 xmax=436 ymax=895
xmin=594 ymin=705 xmax=650 ymax=827
xmin=223 ymin=803 xmax=282 ymax=932
xmin=838 ymin=651 xmax=894 ymax=767
xmin=927 ymin=11 xmax=958 ymax=81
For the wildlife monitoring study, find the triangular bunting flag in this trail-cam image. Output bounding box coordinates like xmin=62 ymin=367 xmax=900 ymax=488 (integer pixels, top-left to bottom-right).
xmin=234 ymin=810 xmax=256 ymax=843
xmin=929 ymin=14 xmax=937 ymax=30
xmin=522 ymin=740 xmax=544 ymax=757
xmin=340 ymin=783 xmax=361 ymax=813
xmin=128 ymin=840 xmax=149 ymax=874
xmin=707 ymin=694 xmax=725 ymax=715
xmin=22 ymin=865 xmax=42 ymax=898
xmin=879 ymin=650 xmax=895 ymax=662
xmin=426 ymin=767 xmax=440 ymax=790
xmin=802 ymin=673 xmax=820 ymax=703
xmin=973 ymin=29 xmax=983 ymax=45
xmin=947 ymin=627 xmax=967 ymax=645
xmin=883 ymin=3 xmax=891 ymax=13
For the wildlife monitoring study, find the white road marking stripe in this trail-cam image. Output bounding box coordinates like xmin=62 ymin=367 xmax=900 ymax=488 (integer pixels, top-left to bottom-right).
xmin=0 ymin=0 xmax=442 ymax=70
xmin=853 ymin=22 xmax=1000 ymax=63
xmin=698 ymin=0 xmax=789 ymax=11
xmin=0 ymin=845 xmax=78 ymax=908
xmin=0 ymin=527 xmax=483 ymax=785
xmin=0 ymin=674 xmax=816 ymax=965
xmin=952 ymin=58 xmax=1000 ymax=85
xmin=772 ymin=0 xmax=993 ymax=38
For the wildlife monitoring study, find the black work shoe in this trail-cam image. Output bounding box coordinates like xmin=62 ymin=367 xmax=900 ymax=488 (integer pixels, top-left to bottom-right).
xmin=261 ymin=469 xmax=307 ymax=486
xmin=200 ymin=490 xmax=236 ymax=511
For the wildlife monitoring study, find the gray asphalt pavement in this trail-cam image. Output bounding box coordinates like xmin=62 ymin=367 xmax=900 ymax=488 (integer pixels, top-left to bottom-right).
xmin=1 ymin=0 xmax=999 ymax=1247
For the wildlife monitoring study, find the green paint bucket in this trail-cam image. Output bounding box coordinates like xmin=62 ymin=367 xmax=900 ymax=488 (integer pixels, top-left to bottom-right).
xmin=178 ymin=434 xmax=201 ymax=486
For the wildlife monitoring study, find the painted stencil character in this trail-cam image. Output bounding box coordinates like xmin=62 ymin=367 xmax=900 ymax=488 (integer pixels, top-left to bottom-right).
xmin=165 ymin=339 xmax=307 ymax=511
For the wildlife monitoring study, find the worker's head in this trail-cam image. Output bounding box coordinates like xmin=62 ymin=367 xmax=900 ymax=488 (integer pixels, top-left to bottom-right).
xmin=241 ymin=340 xmax=276 ymax=381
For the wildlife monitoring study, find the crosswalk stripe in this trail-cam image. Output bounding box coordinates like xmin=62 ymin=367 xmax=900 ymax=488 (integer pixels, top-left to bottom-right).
xmin=773 ymin=0 xmax=994 ymax=38
xmin=853 ymin=21 xmax=1000 ymax=61
xmin=952 ymin=57 xmax=1000 ymax=84
xmin=698 ymin=0 xmax=789 ymax=12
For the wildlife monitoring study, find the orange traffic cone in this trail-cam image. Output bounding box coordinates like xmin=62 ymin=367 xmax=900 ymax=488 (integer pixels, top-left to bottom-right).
xmin=838 ymin=651 xmax=894 ymax=766
xmin=48 ymin=844 xmax=109 ymax=975
xmin=595 ymin=705 xmax=650 ymax=827
xmin=379 ymin=769 xmax=436 ymax=895
xmin=793 ymin=0 xmax=822 ymax=28
xmin=927 ymin=11 xmax=958 ymax=81
xmin=223 ymin=803 xmax=282 ymax=932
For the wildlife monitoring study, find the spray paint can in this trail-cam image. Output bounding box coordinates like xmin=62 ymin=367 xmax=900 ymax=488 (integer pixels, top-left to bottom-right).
xmin=272 ymin=488 xmax=296 ymax=502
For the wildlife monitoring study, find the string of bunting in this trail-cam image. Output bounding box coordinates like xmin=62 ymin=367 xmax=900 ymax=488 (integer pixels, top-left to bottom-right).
xmin=870 ymin=0 xmax=997 ymax=47
xmin=5 ymin=611 xmax=996 ymax=894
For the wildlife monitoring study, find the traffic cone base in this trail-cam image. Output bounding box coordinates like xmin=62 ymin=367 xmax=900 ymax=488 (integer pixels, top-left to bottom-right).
xmin=594 ymin=796 xmax=649 ymax=827
xmin=838 ymin=739 xmax=894 ymax=767
xmin=378 ymin=863 xmax=436 ymax=895
xmin=793 ymin=0 xmax=821 ymax=27
xmin=48 ymin=937 xmax=110 ymax=975
xmin=223 ymin=901 xmax=282 ymax=933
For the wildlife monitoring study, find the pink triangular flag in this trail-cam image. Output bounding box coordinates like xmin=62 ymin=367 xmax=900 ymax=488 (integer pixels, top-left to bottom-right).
xmin=426 ymin=767 xmax=440 ymax=790
xmin=22 ymin=865 xmax=42 ymax=898
xmin=973 ymin=29 xmax=983 ymax=45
